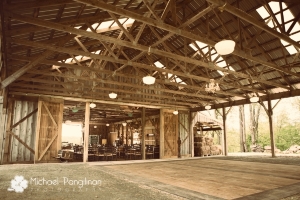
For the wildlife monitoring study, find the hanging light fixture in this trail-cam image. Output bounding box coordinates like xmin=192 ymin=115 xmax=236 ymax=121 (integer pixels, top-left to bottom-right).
xmin=205 ymin=79 xmax=220 ymax=93
xmin=106 ymin=123 xmax=110 ymax=126
xmin=215 ymin=40 xmax=236 ymax=55
xmin=109 ymin=92 xmax=117 ymax=99
xmin=90 ymin=102 xmax=96 ymax=108
xmin=250 ymin=96 xmax=259 ymax=103
xmin=122 ymin=121 xmax=127 ymax=126
xmin=205 ymin=105 xmax=211 ymax=110
xmin=72 ymin=108 xmax=79 ymax=113
xmin=173 ymin=110 xmax=178 ymax=115
xmin=143 ymin=75 xmax=155 ymax=85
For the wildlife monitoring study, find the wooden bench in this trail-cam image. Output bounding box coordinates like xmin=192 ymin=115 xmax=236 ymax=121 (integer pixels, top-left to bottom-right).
xmin=54 ymin=150 xmax=74 ymax=162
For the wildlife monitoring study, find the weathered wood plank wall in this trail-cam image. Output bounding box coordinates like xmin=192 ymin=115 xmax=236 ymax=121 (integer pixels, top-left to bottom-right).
xmin=10 ymin=100 xmax=37 ymax=162
xmin=179 ymin=112 xmax=190 ymax=157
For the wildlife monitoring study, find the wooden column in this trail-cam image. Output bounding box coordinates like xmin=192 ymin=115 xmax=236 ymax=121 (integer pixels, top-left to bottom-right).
xmin=222 ymin=107 xmax=228 ymax=156
xmin=34 ymin=100 xmax=42 ymax=163
xmin=141 ymin=107 xmax=145 ymax=160
xmin=189 ymin=111 xmax=194 ymax=157
xmin=125 ymin=125 xmax=128 ymax=145
xmin=83 ymin=102 xmax=90 ymax=163
xmin=159 ymin=109 xmax=164 ymax=159
xmin=267 ymin=99 xmax=276 ymax=158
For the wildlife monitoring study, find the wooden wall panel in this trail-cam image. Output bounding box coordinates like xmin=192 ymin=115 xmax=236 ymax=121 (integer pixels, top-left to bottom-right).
xmin=35 ymin=100 xmax=63 ymax=162
xmin=10 ymin=101 xmax=37 ymax=162
xmin=0 ymin=101 xmax=7 ymax=164
xmin=164 ymin=112 xmax=178 ymax=158
xmin=179 ymin=112 xmax=190 ymax=157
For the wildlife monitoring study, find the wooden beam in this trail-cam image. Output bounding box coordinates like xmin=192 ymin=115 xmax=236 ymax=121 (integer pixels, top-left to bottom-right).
xmin=73 ymin=0 xmax=300 ymax=78
xmin=6 ymin=0 xmax=74 ymax=10
xmin=9 ymin=37 xmax=283 ymax=92
xmin=206 ymin=0 xmax=300 ymax=50
xmin=9 ymin=55 xmax=247 ymax=98
xmin=6 ymin=15 xmax=291 ymax=91
xmin=1 ymin=50 xmax=53 ymax=89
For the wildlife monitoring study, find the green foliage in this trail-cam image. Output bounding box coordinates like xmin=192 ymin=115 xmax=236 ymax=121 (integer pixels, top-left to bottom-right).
xmin=275 ymin=124 xmax=300 ymax=150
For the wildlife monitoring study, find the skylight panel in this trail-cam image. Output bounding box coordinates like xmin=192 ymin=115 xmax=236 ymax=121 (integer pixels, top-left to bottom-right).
xmin=268 ymin=1 xmax=281 ymax=13
xmin=211 ymin=53 xmax=219 ymax=61
xmin=98 ymin=20 xmax=114 ymax=29
xmin=217 ymin=70 xmax=224 ymax=76
xmin=256 ymin=6 xmax=269 ymax=19
xmin=202 ymin=47 xmax=209 ymax=54
xmin=285 ymin=45 xmax=298 ymax=54
xmin=189 ymin=43 xmax=198 ymax=51
xmin=217 ymin=60 xmax=227 ymax=67
xmin=195 ymin=41 xmax=207 ymax=48
xmin=290 ymin=32 xmax=300 ymax=42
xmin=111 ymin=18 xmax=127 ymax=27
xmin=280 ymin=39 xmax=289 ymax=46
xmin=283 ymin=9 xmax=294 ymax=22
xmin=257 ymin=2 xmax=299 ymax=55
xmin=229 ymin=66 xmax=235 ymax=71
xmin=124 ymin=18 xmax=135 ymax=26
xmin=154 ymin=61 xmax=164 ymax=68
xmin=290 ymin=23 xmax=300 ymax=34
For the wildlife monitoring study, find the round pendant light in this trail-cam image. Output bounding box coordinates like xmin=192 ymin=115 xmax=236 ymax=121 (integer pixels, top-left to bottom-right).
xmin=205 ymin=105 xmax=211 ymax=110
xmin=109 ymin=92 xmax=117 ymax=99
xmin=250 ymin=96 xmax=259 ymax=103
xmin=173 ymin=110 xmax=178 ymax=115
xmin=215 ymin=40 xmax=236 ymax=55
xmin=122 ymin=122 xmax=127 ymax=126
xmin=106 ymin=123 xmax=110 ymax=126
xmin=143 ymin=75 xmax=155 ymax=85
xmin=90 ymin=103 xmax=96 ymax=108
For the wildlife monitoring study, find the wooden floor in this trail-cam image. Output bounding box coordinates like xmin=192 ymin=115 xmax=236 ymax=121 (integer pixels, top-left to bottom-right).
xmin=101 ymin=157 xmax=300 ymax=199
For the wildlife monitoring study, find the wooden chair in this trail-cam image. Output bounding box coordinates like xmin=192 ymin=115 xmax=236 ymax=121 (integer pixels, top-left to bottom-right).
xmin=124 ymin=147 xmax=135 ymax=160
xmin=95 ymin=147 xmax=105 ymax=161
xmin=146 ymin=145 xmax=154 ymax=159
xmin=104 ymin=147 xmax=117 ymax=160
xmin=134 ymin=147 xmax=142 ymax=160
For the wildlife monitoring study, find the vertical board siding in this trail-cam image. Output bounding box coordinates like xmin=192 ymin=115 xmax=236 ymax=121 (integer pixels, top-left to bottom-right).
xmin=0 ymin=103 xmax=6 ymax=164
xmin=179 ymin=112 xmax=190 ymax=156
xmin=10 ymin=101 xmax=37 ymax=162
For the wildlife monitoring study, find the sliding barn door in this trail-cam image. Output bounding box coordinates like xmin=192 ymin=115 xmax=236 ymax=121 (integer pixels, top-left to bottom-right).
xmin=35 ymin=99 xmax=63 ymax=162
xmin=164 ymin=112 xmax=178 ymax=158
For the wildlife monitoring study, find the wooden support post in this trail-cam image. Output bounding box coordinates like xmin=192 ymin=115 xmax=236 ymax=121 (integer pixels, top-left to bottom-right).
xmin=2 ymin=100 xmax=13 ymax=163
xmin=267 ymin=99 xmax=276 ymax=158
xmin=222 ymin=107 xmax=228 ymax=156
xmin=141 ymin=107 xmax=145 ymax=160
xmin=57 ymin=103 xmax=64 ymax=153
xmin=34 ymin=101 xmax=42 ymax=163
xmin=83 ymin=102 xmax=90 ymax=163
xmin=159 ymin=109 xmax=164 ymax=159
xmin=189 ymin=111 xmax=194 ymax=157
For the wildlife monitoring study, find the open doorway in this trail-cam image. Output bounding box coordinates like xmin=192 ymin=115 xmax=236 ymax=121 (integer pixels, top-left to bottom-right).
xmin=62 ymin=122 xmax=83 ymax=147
